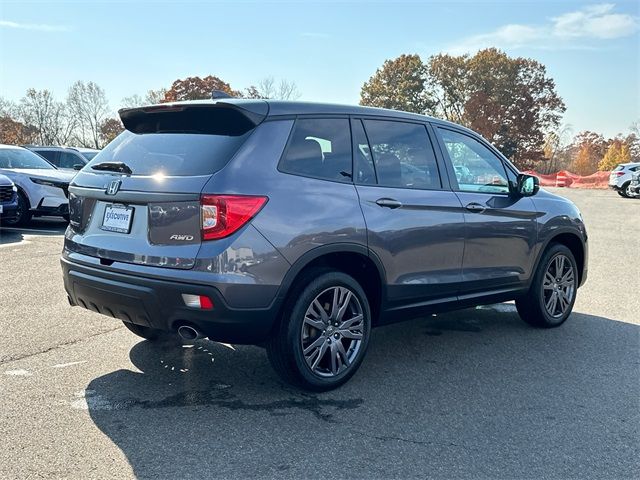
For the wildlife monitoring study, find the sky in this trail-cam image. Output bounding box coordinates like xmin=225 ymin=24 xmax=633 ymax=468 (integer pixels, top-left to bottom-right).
xmin=0 ymin=0 xmax=638 ymax=138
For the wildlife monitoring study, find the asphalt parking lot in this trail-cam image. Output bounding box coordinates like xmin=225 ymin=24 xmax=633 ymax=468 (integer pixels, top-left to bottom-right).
xmin=0 ymin=188 xmax=638 ymax=480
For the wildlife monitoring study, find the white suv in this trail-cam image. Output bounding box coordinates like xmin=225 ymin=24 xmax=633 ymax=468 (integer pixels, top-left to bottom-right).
xmin=0 ymin=145 xmax=76 ymax=225
xmin=609 ymin=162 xmax=640 ymax=197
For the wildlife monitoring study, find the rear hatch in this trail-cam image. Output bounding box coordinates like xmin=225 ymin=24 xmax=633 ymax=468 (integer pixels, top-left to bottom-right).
xmin=66 ymin=101 xmax=267 ymax=269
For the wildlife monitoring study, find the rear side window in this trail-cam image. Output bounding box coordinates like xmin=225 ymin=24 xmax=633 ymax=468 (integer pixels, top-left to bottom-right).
xmin=36 ymin=150 xmax=59 ymax=165
xmin=363 ymin=120 xmax=441 ymax=190
xmin=86 ymin=129 xmax=253 ymax=176
xmin=279 ymin=118 xmax=352 ymax=182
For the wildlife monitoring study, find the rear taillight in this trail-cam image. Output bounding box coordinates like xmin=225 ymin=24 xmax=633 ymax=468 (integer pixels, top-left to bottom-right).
xmin=617 ymin=172 xmax=625 ymax=176
xmin=200 ymin=194 xmax=268 ymax=241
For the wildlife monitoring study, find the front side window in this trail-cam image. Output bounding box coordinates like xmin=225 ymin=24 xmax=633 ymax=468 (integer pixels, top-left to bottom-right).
xmin=363 ymin=120 xmax=441 ymax=190
xmin=279 ymin=118 xmax=352 ymax=182
xmin=438 ymin=128 xmax=509 ymax=194
xmin=59 ymin=152 xmax=83 ymax=169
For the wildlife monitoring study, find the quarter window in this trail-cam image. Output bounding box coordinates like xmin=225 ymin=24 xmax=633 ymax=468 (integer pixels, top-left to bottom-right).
xmin=280 ymin=118 xmax=352 ymax=182
xmin=438 ymin=128 xmax=509 ymax=194
xmin=363 ymin=120 xmax=441 ymax=190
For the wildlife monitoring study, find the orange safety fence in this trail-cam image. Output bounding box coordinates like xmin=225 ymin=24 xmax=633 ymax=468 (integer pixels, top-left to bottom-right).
xmin=522 ymin=170 xmax=611 ymax=189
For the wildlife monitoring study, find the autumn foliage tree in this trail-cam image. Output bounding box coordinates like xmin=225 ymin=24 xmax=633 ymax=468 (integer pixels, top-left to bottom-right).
xmin=360 ymin=49 xmax=566 ymax=169
xmin=163 ymin=76 xmax=240 ymax=102
xmin=100 ymin=117 xmax=124 ymax=145
xmin=570 ymin=131 xmax=606 ymax=175
xmin=599 ymin=139 xmax=631 ymax=171
xmin=0 ymin=116 xmax=37 ymax=145
xmin=360 ymin=54 xmax=435 ymax=114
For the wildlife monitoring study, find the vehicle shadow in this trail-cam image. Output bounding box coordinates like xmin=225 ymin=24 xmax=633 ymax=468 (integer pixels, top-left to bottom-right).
xmin=83 ymin=305 xmax=639 ymax=479
xmin=0 ymin=217 xmax=67 ymax=246
xmin=0 ymin=227 xmax=23 ymax=247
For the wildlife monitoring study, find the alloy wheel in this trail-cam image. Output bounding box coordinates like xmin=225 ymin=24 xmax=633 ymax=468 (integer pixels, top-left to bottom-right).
xmin=300 ymin=286 xmax=364 ymax=377
xmin=542 ymin=254 xmax=576 ymax=318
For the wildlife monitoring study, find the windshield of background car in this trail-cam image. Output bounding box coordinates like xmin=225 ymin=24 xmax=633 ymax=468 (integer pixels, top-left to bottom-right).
xmin=0 ymin=148 xmax=56 ymax=170
xmin=85 ymin=129 xmax=253 ymax=176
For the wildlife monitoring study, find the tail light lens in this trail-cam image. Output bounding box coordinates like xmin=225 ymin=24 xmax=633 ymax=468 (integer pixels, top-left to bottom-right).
xmin=200 ymin=194 xmax=268 ymax=240
xmin=616 ymin=172 xmax=625 ymax=176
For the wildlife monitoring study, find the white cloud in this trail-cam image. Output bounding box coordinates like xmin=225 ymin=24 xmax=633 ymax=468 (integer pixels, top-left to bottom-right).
xmin=447 ymin=3 xmax=638 ymax=54
xmin=0 ymin=20 xmax=69 ymax=32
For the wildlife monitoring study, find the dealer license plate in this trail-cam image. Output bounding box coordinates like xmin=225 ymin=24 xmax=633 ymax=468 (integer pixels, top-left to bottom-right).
xmin=101 ymin=204 xmax=134 ymax=233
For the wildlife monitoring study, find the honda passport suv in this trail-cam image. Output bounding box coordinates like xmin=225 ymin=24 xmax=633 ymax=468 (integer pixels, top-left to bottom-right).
xmin=62 ymin=98 xmax=588 ymax=391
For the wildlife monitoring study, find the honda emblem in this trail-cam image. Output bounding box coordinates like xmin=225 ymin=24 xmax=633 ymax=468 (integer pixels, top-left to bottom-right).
xmin=106 ymin=180 xmax=121 ymax=195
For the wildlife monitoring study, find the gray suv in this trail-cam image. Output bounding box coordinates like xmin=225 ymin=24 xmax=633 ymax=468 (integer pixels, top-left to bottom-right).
xmin=62 ymin=99 xmax=588 ymax=390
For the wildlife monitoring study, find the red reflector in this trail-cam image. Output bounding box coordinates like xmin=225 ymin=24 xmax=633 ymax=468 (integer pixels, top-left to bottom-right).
xmin=199 ymin=295 xmax=214 ymax=310
xmin=616 ymin=172 xmax=625 ymax=176
xmin=201 ymin=195 xmax=268 ymax=241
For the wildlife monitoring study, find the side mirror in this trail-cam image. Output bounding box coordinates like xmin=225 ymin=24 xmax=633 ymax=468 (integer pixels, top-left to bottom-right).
xmin=73 ymin=164 xmax=84 ymax=171
xmin=515 ymin=173 xmax=539 ymax=197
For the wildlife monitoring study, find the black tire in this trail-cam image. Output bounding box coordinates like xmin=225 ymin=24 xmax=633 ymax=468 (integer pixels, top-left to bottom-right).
xmin=122 ymin=321 xmax=165 ymax=341
xmin=3 ymin=192 xmax=31 ymax=226
xmin=516 ymin=243 xmax=578 ymax=328
xmin=617 ymin=183 xmax=630 ymax=197
xmin=267 ymin=269 xmax=372 ymax=391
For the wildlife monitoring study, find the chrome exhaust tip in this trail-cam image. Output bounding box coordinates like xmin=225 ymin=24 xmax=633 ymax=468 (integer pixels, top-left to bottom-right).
xmin=177 ymin=325 xmax=203 ymax=341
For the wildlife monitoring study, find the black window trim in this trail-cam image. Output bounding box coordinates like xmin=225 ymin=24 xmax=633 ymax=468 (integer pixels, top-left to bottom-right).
xmin=433 ymin=125 xmax=517 ymax=196
xmin=353 ymin=116 xmax=446 ymax=192
xmin=276 ymin=115 xmax=355 ymax=185
xmin=350 ymin=117 xmax=378 ymax=185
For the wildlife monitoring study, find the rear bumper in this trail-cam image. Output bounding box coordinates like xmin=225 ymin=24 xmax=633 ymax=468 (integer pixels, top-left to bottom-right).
xmin=61 ymin=257 xmax=279 ymax=344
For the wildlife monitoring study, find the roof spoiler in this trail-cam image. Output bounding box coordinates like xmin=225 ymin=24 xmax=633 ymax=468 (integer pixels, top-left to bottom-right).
xmin=118 ymin=100 xmax=269 ymax=135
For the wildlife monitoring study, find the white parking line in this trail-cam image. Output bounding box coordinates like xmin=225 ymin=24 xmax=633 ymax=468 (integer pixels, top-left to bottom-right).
xmin=0 ymin=240 xmax=31 ymax=248
xmin=1 ymin=227 xmax=64 ymax=234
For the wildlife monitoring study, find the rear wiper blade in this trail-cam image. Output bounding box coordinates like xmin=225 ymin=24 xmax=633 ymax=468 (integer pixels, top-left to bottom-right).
xmin=90 ymin=162 xmax=133 ymax=174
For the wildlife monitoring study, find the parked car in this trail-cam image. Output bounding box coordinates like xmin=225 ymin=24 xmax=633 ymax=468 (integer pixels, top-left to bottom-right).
xmin=0 ymin=173 xmax=18 ymax=223
xmin=0 ymin=145 xmax=76 ymax=225
xmin=608 ymin=162 xmax=640 ymax=197
xmin=62 ymin=99 xmax=588 ymax=391
xmin=73 ymin=147 xmax=101 ymax=161
xmin=26 ymin=146 xmax=91 ymax=171
xmin=628 ymin=170 xmax=640 ymax=198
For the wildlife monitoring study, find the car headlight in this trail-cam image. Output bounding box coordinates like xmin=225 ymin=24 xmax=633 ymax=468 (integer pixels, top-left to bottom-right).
xmin=30 ymin=177 xmax=57 ymax=187
xmin=29 ymin=177 xmax=68 ymax=190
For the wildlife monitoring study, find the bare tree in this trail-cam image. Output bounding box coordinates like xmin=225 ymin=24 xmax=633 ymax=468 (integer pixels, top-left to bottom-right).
xmin=67 ymin=81 xmax=110 ymax=148
xmin=120 ymin=93 xmax=145 ymax=109
xmin=18 ymin=89 xmax=75 ymax=145
xmin=145 ymin=88 xmax=167 ymax=104
xmin=246 ymin=77 xmax=301 ymax=100
xmin=0 ymin=97 xmax=18 ymax=117
xmin=121 ymin=88 xmax=167 ymax=109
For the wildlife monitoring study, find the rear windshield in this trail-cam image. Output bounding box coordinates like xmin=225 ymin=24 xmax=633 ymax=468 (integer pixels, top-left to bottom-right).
xmin=85 ymin=129 xmax=253 ymax=176
xmin=0 ymin=148 xmax=56 ymax=169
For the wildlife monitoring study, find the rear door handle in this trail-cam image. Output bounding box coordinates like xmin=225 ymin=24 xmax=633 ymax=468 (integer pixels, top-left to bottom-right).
xmin=376 ymin=198 xmax=402 ymax=209
xmin=465 ymin=202 xmax=486 ymax=213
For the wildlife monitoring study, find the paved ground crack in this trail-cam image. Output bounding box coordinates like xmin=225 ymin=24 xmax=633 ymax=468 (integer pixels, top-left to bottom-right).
xmin=0 ymin=325 xmax=123 ymax=365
